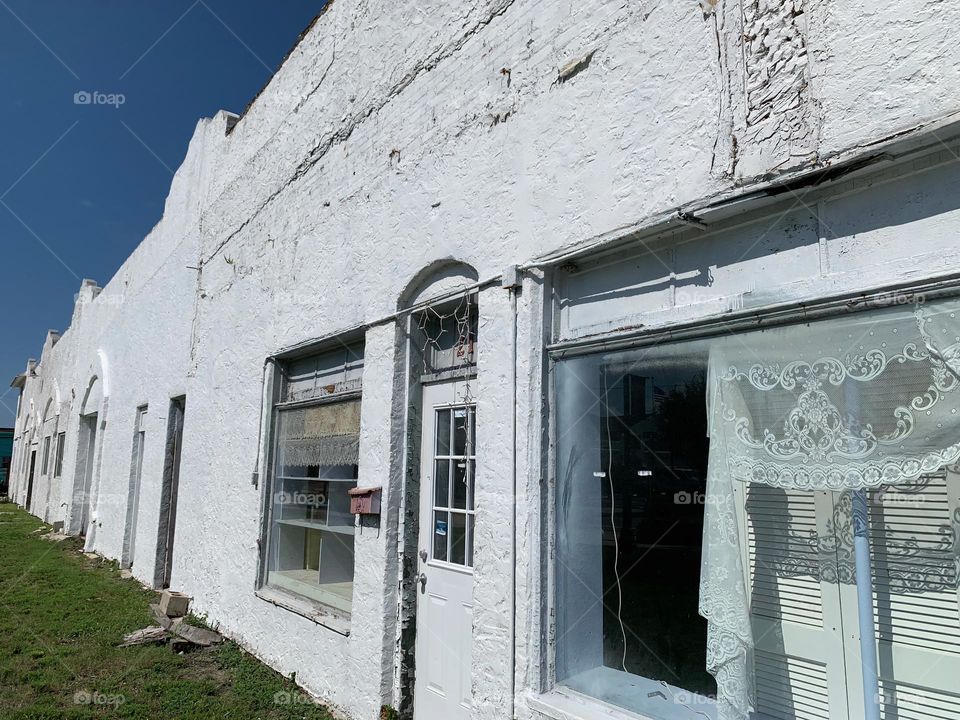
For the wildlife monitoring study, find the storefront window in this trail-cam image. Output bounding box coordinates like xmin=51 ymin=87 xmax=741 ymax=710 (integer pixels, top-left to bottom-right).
xmin=264 ymin=342 xmax=363 ymax=615
xmin=554 ymin=339 xmax=716 ymax=715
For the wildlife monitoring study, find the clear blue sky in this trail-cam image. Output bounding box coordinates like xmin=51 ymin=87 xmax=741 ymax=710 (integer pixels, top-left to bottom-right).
xmin=0 ymin=1 xmax=324 ymax=426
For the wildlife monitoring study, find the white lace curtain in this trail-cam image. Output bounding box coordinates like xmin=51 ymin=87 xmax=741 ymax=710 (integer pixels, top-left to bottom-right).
xmin=277 ymin=399 xmax=361 ymax=468
xmin=699 ymin=298 xmax=960 ymax=720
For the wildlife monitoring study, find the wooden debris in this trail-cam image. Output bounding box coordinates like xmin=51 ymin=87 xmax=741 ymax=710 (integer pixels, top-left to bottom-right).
xmin=149 ymin=603 xmax=173 ymax=630
xmin=119 ymin=626 xmax=168 ymax=647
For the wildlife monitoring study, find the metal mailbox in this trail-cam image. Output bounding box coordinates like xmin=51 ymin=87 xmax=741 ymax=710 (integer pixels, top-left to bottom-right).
xmin=348 ymin=486 xmax=382 ymax=515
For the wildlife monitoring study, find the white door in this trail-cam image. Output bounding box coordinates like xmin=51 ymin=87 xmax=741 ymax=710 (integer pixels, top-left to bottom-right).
xmin=414 ymin=382 xmax=476 ymax=720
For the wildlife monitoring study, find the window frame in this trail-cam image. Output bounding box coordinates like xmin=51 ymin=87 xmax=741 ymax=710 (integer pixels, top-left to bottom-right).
xmin=255 ymin=338 xmax=365 ymax=630
xmin=53 ymin=432 xmax=66 ymax=478
xmin=40 ymin=435 xmax=51 ymax=476
xmin=542 ymin=276 xmax=960 ymax=719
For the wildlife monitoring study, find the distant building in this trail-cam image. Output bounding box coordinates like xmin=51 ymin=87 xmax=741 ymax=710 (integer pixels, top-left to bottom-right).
xmin=0 ymin=427 xmax=12 ymax=496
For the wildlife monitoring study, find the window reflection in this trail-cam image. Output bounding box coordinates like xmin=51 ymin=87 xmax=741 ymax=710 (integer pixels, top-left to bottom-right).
xmin=555 ymin=341 xmax=716 ymax=713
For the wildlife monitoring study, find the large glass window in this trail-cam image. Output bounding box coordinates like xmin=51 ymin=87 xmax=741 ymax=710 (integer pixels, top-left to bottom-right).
xmin=53 ymin=432 xmax=66 ymax=478
xmin=263 ymin=342 xmax=363 ymax=615
xmin=554 ymin=339 xmax=716 ymax=716
xmin=41 ymin=436 xmax=51 ymax=476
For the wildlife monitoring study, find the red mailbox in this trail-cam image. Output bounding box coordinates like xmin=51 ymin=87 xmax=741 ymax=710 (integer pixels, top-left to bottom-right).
xmin=348 ymin=486 xmax=382 ymax=515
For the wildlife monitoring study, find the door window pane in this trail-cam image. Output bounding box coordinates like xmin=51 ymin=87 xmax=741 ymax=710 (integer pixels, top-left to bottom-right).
xmin=433 ymin=511 xmax=448 ymax=562
xmin=452 ymin=461 xmax=468 ymax=509
xmin=453 ymin=408 xmax=468 ymax=457
xmin=449 ymin=512 xmax=467 ymax=565
xmin=430 ymin=405 xmax=476 ymax=569
xmin=436 ymin=409 xmax=451 ymax=455
xmin=434 ymin=460 xmax=450 ymax=507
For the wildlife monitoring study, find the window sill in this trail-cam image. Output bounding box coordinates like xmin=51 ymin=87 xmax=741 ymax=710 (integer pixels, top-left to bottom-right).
xmin=530 ymin=683 xmax=715 ymax=720
xmin=255 ymin=586 xmax=351 ymax=636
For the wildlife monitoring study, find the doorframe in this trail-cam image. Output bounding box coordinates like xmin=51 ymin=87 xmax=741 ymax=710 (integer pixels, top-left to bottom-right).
xmin=154 ymin=396 xmax=185 ymax=589
xmin=395 ymin=313 xmax=479 ymax=720
xmin=121 ymin=405 xmax=149 ymax=570
xmin=25 ymin=449 xmax=36 ymax=513
xmin=70 ymin=412 xmax=99 ymax=537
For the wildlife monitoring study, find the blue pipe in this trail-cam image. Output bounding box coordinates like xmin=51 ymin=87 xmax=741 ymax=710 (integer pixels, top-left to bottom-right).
xmin=852 ymin=489 xmax=881 ymax=720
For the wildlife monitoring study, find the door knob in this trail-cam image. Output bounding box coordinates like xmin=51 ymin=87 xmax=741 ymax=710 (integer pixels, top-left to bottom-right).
xmin=417 ymin=572 xmax=427 ymax=593
xmin=419 ymin=548 xmax=428 ymax=562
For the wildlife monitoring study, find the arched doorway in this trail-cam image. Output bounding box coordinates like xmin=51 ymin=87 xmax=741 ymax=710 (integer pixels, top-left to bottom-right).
xmin=71 ymin=376 xmax=102 ymax=537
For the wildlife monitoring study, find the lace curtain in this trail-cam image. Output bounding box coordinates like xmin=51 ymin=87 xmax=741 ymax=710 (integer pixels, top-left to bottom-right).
xmin=700 ymin=298 xmax=960 ymax=720
xmin=277 ymin=399 xmax=361 ymax=467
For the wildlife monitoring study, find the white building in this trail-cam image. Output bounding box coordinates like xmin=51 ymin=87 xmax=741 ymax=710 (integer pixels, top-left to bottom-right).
xmin=9 ymin=2 xmax=960 ymax=719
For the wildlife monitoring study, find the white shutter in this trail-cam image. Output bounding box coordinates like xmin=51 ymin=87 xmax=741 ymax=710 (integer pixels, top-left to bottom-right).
xmin=842 ymin=471 xmax=960 ymax=719
xmin=736 ymin=484 xmax=850 ymax=719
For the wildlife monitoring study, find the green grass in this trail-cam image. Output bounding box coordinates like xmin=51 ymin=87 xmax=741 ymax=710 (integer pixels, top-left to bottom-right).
xmin=0 ymin=502 xmax=334 ymax=719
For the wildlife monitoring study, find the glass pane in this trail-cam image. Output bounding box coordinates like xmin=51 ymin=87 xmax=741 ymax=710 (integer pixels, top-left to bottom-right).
xmin=433 ymin=511 xmax=449 ymax=561
xmin=469 ymin=407 xmax=476 ymax=457
xmin=450 ymin=512 xmax=467 ymax=565
xmin=453 ymin=460 xmax=468 ymax=509
xmin=325 ymin=482 xmax=353 ymax=530
xmin=436 ymin=409 xmax=451 ymax=455
xmin=467 ymin=515 xmax=474 ymax=567
xmin=467 ymin=460 xmax=475 ymax=511
xmin=283 ymin=343 xmax=364 ymax=402
xmin=267 ymin=399 xmax=359 ymax=613
xmin=276 ymin=402 xmax=360 ymax=471
xmin=453 ymin=408 xmax=468 ymax=456
xmin=554 ymin=339 xmax=716 ymax=712
xmin=434 ymin=459 xmax=450 ymax=508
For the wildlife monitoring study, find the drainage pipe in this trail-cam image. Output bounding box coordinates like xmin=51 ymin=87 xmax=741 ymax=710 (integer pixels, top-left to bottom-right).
xmin=844 ymin=380 xmax=880 ymax=720
xmin=853 ymin=489 xmax=881 ymax=720
xmin=506 ymin=268 xmax=520 ymax=720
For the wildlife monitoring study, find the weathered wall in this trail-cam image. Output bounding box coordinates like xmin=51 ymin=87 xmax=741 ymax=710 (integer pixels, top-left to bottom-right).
xmin=9 ymin=1 xmax=960 ymax=719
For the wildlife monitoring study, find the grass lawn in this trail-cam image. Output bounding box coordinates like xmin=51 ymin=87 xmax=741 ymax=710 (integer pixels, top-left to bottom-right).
xmin=0 ymin=502 xmax=334 ymax=720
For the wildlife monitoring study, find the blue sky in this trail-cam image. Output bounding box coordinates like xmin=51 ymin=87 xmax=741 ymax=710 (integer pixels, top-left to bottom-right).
xmin=0 ymin=1 xmax=324 ymax=426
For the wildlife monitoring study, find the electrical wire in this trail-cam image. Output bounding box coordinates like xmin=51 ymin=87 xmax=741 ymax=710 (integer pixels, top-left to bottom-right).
xmin=603 ymin=367 xmax=629 ymax=673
